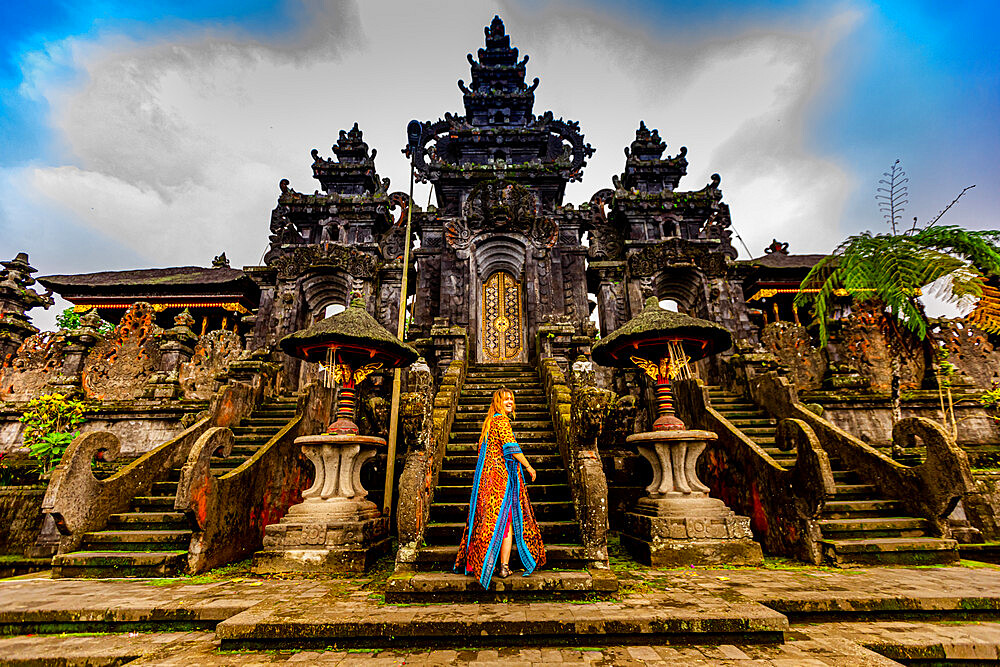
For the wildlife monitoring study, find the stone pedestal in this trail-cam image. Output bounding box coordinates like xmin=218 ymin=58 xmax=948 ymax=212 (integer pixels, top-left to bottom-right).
xmin=252 ymin=433 xmax=389 ymax=574
xmin=622 ymin=429 xmax=763 ymax=567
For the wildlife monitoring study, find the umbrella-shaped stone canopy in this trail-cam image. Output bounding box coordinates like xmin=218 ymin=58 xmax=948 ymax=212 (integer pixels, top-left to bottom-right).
xmin=593 ymin=297 xmax=732 ymax=430
xmin=280 ymin=297 xmax=419 ymax=434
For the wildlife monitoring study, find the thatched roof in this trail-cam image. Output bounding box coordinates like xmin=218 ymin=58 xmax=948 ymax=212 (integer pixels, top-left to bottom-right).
xmin=592 ymin=297 xmax=732 ymax=367
xmin=280 ymin=299 xmax=419 ymax=366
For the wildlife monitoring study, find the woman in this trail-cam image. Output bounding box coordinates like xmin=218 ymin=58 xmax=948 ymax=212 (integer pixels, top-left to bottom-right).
xmin=455 ymin=387 xmax=546 ymax=586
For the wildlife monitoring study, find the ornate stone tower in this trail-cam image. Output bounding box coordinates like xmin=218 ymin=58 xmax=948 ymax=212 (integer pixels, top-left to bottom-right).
xmin=407 ymin=16 xmax=595 ymax=363
xmin=248 ymin=123 xmax=411 ymax=386
xmin=585 ymin=122 xmax=754 ymax=344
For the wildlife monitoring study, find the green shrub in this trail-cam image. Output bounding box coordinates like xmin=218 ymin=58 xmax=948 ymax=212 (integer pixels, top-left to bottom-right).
xmin=19 ymin=393 xmax=87 ymax=474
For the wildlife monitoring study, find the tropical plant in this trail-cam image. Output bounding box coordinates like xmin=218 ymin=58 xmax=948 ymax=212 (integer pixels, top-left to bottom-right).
xmin=981 ymin=383 xmax=1000 ymax=424
xmin=18 ymin=393 xmax=87 ymax=475
xmin=55 ymin=307 xmax=115 ymax=334
xmin=795 ymin=160 xmax=1000 ymax=422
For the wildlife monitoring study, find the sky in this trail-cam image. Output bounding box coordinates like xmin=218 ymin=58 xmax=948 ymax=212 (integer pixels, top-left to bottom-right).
xmin=1 ymin=0 xmax=997 ymax=331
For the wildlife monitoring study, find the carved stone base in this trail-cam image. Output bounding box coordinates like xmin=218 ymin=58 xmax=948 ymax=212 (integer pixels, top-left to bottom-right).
xmin=252 ymin=501 xmax=389 ymax=574
xmin=622 ymin=428 xmax=764 ymax=567
xmin=251 ymin=431 xmax=389 ymax=574
xmin=622 ymin=496 xmax=763 ymax=566
xmin=28 ymin=513 xmax=61 ymax=558
xmin=251 ymin=539 xmax=390 ymax=574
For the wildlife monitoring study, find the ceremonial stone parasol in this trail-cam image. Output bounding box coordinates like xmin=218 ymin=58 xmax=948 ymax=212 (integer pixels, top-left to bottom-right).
xmin=280 ymin=296 xmax=418 ymax=434
xmin=592 ymin=297 xmax=762 ymax=567
xmin=253 ymin=296 xmax=418 ymax=575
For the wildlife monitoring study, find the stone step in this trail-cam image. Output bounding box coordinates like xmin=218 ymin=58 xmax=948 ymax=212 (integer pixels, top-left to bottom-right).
xmin=81 ymin=529 xmax=192 ymax=551
xmin=818 ymin=517 xmax=929 ymax=540
xmin=433 ymin=484 xmax=572 ymax=503
xmin=233 ymin=434 xmax=271 ymax=445
xmin=231 ymin=445 xmax=265 ymax=456
xmin=429 ymin=500 xmax=575 ymax=522
xmin=831 ymin=483 xmax=880 ymax=500
xmin=441 ymin=453 xmax=564 ymax=470
xmin=736 ymin=427 xmax=777 ymax=437
xmin=456 ymin=404 xmax=549 ymax=416
xmin=450 ymin=429 xmax=554 ymax=443
xmin=822 ymin=499 xmax=905 ymax=519
xmin=132 ymin=496 xmax=176 ymax=510
xmin=445 ymin=442 xmax=558 ymax=455
xmin=460 ymin=390 xmax=545 ymax=400
xmin=384 ymin=569 xmax=618 ymax=602
xmin=51 ymin=550 xmax=188 ymax=578
xmin=424 ymin=520 xmax=580 ymax=544
xmin=821 ymin=537 xmax=960 ymax=566
xmin=438 ymin=468 xmax=567 ymax=485
xmin=151 ymin=481 xmax=180 ymax=495
xmin=450 ymin=419 xmax=552 ymax=432
xmin=462 ymin=382 xmax=543 ymax=391
xmin=241 ymin=417 xmax=291 ymax=427
xmin=716 ymin=410 xmax=770 ymax=420
xmin=413 ymin=543 xmax=589 ymax=569
xmin=107 ymin=512 xmax=188 ymax=529
xmin=231 ymin=426 xmax=284 ymax=437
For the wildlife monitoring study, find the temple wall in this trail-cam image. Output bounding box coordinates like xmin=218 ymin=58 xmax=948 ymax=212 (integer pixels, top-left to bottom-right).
xmin=0 ymin=488 xmax=45 ymax=555
xmin=965 ymin=471 xmax=1000 ymax=541
xmin=814 ymin=399 xmax=999 ymax=456
xmin=1 ymin=406 xmax=197 ymax=456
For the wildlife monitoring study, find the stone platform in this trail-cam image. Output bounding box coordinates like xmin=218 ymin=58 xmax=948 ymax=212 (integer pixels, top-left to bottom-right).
xmin=383 ymin=568 xmax=619 ymax=602
xmin=3 ymin=565 xmax=1000 ymax=663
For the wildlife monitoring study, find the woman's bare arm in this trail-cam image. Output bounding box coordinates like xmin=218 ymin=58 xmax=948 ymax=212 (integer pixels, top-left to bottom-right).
xmin=512 ymin=452 xmax=536 ymax=482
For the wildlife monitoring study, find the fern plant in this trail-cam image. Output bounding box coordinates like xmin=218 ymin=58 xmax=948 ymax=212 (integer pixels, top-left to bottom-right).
xmin=795 ymin=160 xmax=1000 ymax=423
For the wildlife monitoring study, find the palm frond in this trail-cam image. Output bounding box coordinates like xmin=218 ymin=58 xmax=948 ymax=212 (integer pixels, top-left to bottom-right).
xmin=911 ymin=225 xmax=1000 ymax=276
xmin=967 ymin=283 xmax=1000 ymax=334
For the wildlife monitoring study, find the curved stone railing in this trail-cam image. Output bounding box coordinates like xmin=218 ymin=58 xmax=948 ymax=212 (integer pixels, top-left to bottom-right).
xmin=751 ymin=371 xmax=975 ymax=536
xmin=42 ymin=381 xmax=256 ymax=553
xmin=175 ymin=382 xmax=331 ymax=573
xmin=675 ymin=378 xmax=835 ymax=564
xmin=539 ymin=356 xmax=613 ymax=567
xmin=395 ymin=358 xmax=465 ymax=569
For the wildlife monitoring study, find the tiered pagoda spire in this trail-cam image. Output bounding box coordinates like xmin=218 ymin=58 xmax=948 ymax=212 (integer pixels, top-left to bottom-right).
xmin=459 ymin=15 xmax=539 ymax=126
xmin=620 ymin=121 xmax=688 ymax=194
xmin=408 ymin=15 xmax=593 ymax=213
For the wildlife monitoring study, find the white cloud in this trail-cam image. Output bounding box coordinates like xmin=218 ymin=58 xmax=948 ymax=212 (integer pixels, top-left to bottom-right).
xmin=6 ymin=0 xmax=862 ymax=282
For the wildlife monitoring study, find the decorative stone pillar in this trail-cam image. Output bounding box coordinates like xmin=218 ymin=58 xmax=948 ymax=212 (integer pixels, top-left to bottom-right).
xmin=252 ymin=433 xmax=389 ymax=573
xmin=0 ymin=252 xmax=53 ymax=362
xmin=143 ymin=309 xmax=198 ymax=399
xmin=622 ymin=429 xmax=762 ymax=566
xmin=592 ymin=297 xmax=764 ymax=567
xmin=47 ymin=310 xmax=103 ymax=397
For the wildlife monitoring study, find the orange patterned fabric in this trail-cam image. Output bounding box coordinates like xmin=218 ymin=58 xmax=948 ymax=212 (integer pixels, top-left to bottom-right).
xmin=454 ymin=413 xmax=546 ymax=586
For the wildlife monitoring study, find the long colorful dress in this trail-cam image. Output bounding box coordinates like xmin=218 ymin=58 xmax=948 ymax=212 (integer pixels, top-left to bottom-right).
xmin=454 ymin=412 xmax=546 ymax=587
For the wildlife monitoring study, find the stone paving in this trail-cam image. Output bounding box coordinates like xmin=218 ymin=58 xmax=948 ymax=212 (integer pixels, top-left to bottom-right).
xmin=2 ymin=565 xmax=1000 ymax=664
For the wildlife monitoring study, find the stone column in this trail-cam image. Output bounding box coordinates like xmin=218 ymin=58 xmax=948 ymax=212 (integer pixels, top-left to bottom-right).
xmin=143 ymin=309 xmax=198 ymax=399
xmin=589 ymin=261 xmax=625 ymax=338
xmin=252 ymin=433 xmax=389 ymax=573
xmin=47 ymin=310 xmax=103 ymax=398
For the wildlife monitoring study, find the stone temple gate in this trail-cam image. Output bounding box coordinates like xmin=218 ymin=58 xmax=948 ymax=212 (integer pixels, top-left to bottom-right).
xmin=3 ymin=14 xmax=991 ymax=595
xmin=247 ymin=15 xmax=753 ymax=382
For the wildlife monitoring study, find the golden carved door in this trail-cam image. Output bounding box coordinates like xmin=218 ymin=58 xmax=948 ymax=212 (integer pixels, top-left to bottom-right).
xmin=481 ymin=271 xmax=523 ymax=362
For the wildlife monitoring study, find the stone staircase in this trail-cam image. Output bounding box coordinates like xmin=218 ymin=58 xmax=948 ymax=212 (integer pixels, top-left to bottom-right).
xmin=388 ymin=363 xmax=615 ymax=600
xmin=51 ymin=397 xmax=299 ymax=578
xmin=417 ymin=363 xmax=586 ymax=571
xmin=706 ymin=386 xmax=959 ymax=566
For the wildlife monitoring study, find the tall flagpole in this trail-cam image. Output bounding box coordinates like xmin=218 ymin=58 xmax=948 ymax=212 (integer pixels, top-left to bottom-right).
xmin=383 ymin=121 xmax=422 ymax=517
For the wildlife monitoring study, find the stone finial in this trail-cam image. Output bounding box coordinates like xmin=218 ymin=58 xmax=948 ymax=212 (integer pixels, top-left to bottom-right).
xmin=173 ymin=308 xmax=196 ymax=330
xmin=212 ymin=252 xmax=230 ymax=268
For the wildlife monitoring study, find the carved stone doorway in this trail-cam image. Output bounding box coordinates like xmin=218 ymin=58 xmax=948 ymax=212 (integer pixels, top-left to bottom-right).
xmin=480 ymin=270 xmax=525 ymax=363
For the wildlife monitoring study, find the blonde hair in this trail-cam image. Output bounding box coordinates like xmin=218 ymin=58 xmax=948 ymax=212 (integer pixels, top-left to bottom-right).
xmin=479 ymin=387 xmax=515 ymax=445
